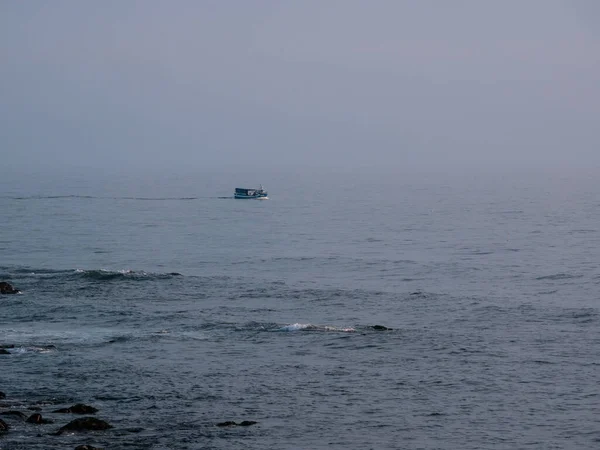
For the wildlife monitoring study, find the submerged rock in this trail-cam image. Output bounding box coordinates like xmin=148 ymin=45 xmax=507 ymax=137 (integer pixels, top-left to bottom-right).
xmin=26 ymin=413 xmax=53 ymax=424
xmin=75 ymin=445 xmax=104 ymax=450
xmin=216 ymin=420 xmax=258 ymax=427
xmin=0 ymin=391 xmax=5 ymax=399
xmin=0 ymin=349 xmax=10 ymax=355
xmin=216 ymin=421 xmax=237 ymax=427
xmin=54 ymin=417 xmax=112 ymax=435
xmin=53 ymin=404 xmax=98 ymax=414
xmin=371 ymin=325 xmax=392 ymax=331
xmin=0 ymin=410 xmax=27 ymax=420
xmin=238 ymin=420 xmax=258 ymax=426
xmin=0 ymin=282 xmax=19 ymax=295
xmin=410 ymin=291 xmax=428 ymax=298
xmin=0 ymin=418 xmax=9 ymax=433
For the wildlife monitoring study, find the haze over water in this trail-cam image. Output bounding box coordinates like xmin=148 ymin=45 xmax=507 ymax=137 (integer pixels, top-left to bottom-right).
xmin=2 ymin=1 xmax=599 ymax=174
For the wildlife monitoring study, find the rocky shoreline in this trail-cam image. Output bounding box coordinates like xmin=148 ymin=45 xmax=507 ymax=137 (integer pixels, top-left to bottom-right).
xmin=0 ymin=393 xmax=110 ymax=450
xmin=0 ymin=388 xmax=259 ymax=449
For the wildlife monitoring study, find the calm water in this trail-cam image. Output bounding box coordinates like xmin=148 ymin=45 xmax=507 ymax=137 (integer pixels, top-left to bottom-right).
xmin=1 ymin=169 xmax=599 ymax=449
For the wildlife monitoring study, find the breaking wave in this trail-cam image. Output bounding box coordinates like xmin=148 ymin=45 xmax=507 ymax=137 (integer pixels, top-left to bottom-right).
xmin=0 ymin=266 xmax=183 ymax=283
xmin=73 ymin=269 xmax=182 ymax=281
xmin=278 ymin=323 xmax=356 ymax=332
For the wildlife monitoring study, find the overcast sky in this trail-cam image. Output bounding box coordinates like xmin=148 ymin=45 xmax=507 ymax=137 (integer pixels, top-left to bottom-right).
xmin=1 ymin=0 xmax=599 ymax=174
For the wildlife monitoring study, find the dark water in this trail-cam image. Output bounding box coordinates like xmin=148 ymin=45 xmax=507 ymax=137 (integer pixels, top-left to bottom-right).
xmin=1 ymin=169 xmax=599 ymax=449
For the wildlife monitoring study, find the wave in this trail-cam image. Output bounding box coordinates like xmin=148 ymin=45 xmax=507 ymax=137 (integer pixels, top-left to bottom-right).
xmin=1 ymin=266 xmax=71 ymax=276
xmin=276 ymin=323 xmax=395 ymax=333
xmin=0 ymin=266 xmax=183 ymax=283
xmin=278 ymin=323 xmax=356 ymax=332
xmin=562 ymin=308 xmax=598 ymax=320
xmin=191 ymin=321 xmax=396 ymax=334
xmin=73 ymin=269 xmax=182 ymax=281
xmin=535 ymin=273 xmax=583 ymax=281
xmin=1 ymin=344 xmax=57 ymax=355
xmin=3 ymin=195 xmax=203 ymax=201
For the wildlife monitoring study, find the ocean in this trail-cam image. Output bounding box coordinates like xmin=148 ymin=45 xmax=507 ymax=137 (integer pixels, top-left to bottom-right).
xmin=1 ymin=168 xmax=599 ymax=449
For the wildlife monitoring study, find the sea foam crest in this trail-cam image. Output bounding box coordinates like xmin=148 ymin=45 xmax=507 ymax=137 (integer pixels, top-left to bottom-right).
xmin=279 ymin=323 xmax=355 ymax=332
xmin=72 ymin=268 xmax=181 ymax=281
xmin=280 ymin=323 xmax=313 ymax=331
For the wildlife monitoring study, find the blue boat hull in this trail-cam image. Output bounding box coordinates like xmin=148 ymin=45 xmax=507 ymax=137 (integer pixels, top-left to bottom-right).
xmin=234 ymin=186 xmax=268 ymax=199
xmin=234 ymin=193 xmax=268 ymax=199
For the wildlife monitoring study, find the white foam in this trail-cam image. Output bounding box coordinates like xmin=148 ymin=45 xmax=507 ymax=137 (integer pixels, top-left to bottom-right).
xmin=279 ymin=323 xmax=356 ymax=332
xmin=280 ymin=323 xmax=312 ymax=331
xmin=323 ymin=326 xmax=356 ymax=332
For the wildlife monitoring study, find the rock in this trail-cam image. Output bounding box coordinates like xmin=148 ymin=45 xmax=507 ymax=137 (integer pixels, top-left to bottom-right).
xmin=54 ymin=417 xmax=112 ymax=435
xmin=0 ymin=410 xmax=27 ymax=420
xmin=371 ymin=325 xmax=392 ymax=331
xmin=238 ymin=420 xmax=258 ymax=426
xmin=0 ymin=418 xmax=9 ymax=433
xmin=26 ymin=413 xmax=53 ymax=424
xmin=0 ymin=345 xmax=14 ymax=348
xmin=216 ymin=420 xmax=257 ymax=427
xmin=216 ymin=421 xmax=237 ymax=427
xmin=410 ymin=291 xmax=428 ymax=298
xmin=53 ymin=404 xmax=98 ymax=414
xmin=75 ymin=445 xmax=104 ymax=450
xmin=0 ymin=392 xmax=5 ymax=399
xmin=0 ymin=282 xmax=19 ymax=295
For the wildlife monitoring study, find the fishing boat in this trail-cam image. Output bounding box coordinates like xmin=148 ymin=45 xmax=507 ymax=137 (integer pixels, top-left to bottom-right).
xmin=234 ymin=185 xmax=268 ymax=199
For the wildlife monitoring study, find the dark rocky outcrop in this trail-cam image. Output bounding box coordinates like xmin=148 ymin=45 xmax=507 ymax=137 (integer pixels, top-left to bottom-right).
xmin=238 ymin=420 xmax=258 ymax=426
xmin=26 ymin=413 xmax=53 ymax=424
xmin=0 ymin=346 xmax=14 ymax=355
xmin=0 ymin=282 xmax=19 ymax=295
xmin=0 ymin=410 xmax=27 ymax=420
xmin=0 ymin=418 xmax=9 ymax=433
xmin=371 ymin=325 xmax=392 ymax=331
xmin=216 ymin=421 xmax=237 ymax=427
xmin=54 ymin=417 xmax=112 ymax=435
xmin=216 ymin=420 xmax=258 ymax=427
xmin=53 ymin=404 xmax=98 ymax=414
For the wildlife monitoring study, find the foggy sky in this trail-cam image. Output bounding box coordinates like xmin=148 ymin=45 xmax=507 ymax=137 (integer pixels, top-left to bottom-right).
xmin=1 ymin=0 xmax=599 ymax=174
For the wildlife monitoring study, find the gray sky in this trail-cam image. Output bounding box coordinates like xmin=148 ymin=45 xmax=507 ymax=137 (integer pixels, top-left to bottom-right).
xmin=1 ymin=0 xmax=599 ymax=174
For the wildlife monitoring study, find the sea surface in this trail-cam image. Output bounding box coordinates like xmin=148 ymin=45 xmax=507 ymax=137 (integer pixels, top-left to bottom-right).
xmin=1 ymin=168 xmax=599 ymax=449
